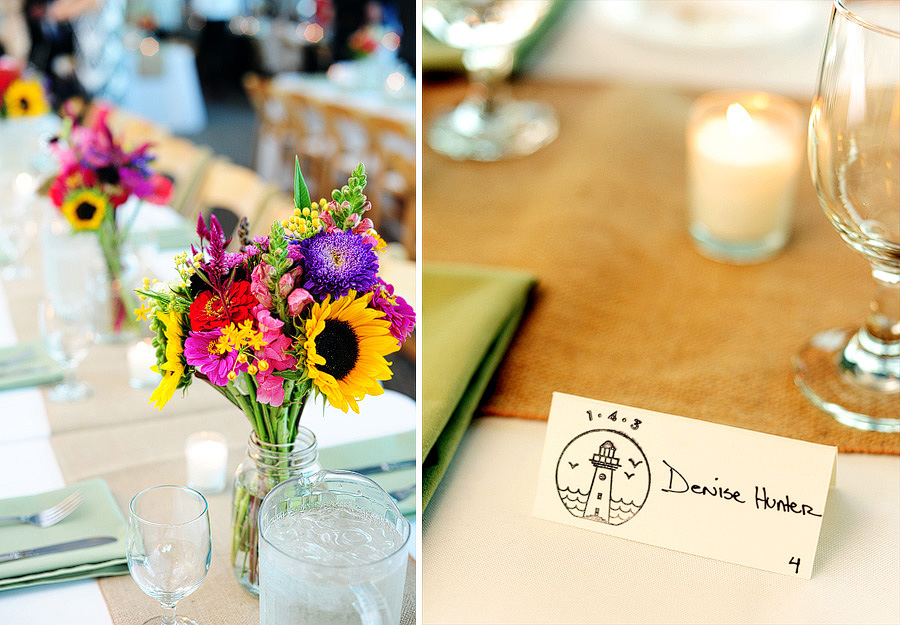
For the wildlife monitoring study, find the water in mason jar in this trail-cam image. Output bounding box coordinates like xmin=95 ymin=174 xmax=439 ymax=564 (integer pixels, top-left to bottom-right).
xmin=260 ymin=504 xmax=406 ymax=625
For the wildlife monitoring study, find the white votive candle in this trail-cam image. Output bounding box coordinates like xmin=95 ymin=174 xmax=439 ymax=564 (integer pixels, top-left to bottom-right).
xmin=127 ymin=338 xmax=161 ymax=389
xmin=687 ymin=91 xmax=804 ymax=263
xmin=186 ymin=431 xmax=229 ymax=494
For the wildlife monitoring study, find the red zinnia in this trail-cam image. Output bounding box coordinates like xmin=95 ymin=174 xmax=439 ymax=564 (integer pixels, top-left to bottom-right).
xmin=189 ymin=281 xmax=256 ymax=331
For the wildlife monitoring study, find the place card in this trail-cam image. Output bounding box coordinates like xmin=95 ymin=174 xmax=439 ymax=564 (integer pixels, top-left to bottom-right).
xmin=532 ymin=393 xmax=836 ymax=578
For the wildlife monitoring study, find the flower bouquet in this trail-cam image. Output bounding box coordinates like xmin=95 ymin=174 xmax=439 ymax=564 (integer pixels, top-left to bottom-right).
xmin=47 ymin=107 xmax=173 ymax=338
xmin=136 ymin=159 xmax=415 ymax=593
xmin=0 ymin=56 xmax=49 ymax=118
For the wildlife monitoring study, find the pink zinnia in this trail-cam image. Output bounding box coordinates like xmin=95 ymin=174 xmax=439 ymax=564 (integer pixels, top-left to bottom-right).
xmin=184 ymin=330 xmax=237 ymax=386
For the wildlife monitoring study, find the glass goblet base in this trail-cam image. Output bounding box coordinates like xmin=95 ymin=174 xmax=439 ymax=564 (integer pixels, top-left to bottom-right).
xmin=48 ymin=381 xmax=91 ymax=403
xmin=427 ymin=97 xmax=558 ymax=161
xmin=140 ymin=617 xmax=198 ymax=625
xmin=793 ymin=327 xmax=900 ymax=432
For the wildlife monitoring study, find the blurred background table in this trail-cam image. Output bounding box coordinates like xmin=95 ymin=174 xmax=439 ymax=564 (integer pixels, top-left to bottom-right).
xmin=421 ymin=79 xmax=899 ymax=624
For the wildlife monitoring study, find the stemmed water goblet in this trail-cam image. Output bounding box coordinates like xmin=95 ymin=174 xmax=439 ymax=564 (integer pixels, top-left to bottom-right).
xmin=127 ymin=485 xmax=211 ymax=625
xmin=38 ymin=298 xmax=94 ymax=402
xmin=423 ymin=0 xmax=559 ymax=161
xmin=793 ymin=0 xmax=900 ymax=431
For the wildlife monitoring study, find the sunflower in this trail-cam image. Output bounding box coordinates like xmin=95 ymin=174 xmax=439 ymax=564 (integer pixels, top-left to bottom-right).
xmin=60 ymin=189 xmax=108 ymax=231
xmin=3 ymin=78 xmax=49 ymax=117
xmin=149 ymin=307 xmax=186 ymax=410
xmin=303 ymin=290 xmax=399 ymax=413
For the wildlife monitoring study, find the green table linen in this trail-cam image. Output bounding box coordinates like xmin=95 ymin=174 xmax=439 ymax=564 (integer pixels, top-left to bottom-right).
xmin=0 ymin=342 xmax=64 ymax=392
xmin=0 ymin=478 xmax=128 ymax=591
xmin=422 ymin=263 xmax=536 ymax=510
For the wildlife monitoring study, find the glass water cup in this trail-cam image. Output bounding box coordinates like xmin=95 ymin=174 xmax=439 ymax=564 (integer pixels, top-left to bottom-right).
xmin=258 ymin=470 xmax=410 ymax=625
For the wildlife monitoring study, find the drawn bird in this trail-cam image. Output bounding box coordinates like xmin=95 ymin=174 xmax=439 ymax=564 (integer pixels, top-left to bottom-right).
xmin=625 ymin=472 xmax=635 ymax=479
xmin=568 ymin=461 xmax=579 ymax=469
xmin=629 ymin=458 xmax=644 ymax=468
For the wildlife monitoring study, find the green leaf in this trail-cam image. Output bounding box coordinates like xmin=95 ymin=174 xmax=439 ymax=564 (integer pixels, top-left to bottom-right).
xmin=293 ymin=156 xmax=312 ymax=210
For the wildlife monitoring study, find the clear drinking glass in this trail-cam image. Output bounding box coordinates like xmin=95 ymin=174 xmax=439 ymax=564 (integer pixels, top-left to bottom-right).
xmin=38 ymin=299 xmax=93 ymax=402
xmin=0 ymin=172 xmax=39 ymax=280
xmin=793 ymin=0 xmax=900 ymax=431
xmin=258 ymin=471 xmax=410 ymax=625
xmin=127 ymin=485 xmax=211 ymax=625
xmin=423 ymin=0 xmax=558 ymax=161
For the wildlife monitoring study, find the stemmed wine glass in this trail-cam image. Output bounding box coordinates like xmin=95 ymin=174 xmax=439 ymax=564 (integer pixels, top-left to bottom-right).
xmin=794 ymin=0 xmax=900 ymax=431
xmin=423 ymin=0 xmax=559 ymax=161
xmin=127 ymin=485 xmax=211 ymax=625
xmin=38 ymin=299 xmax=94 ymax=402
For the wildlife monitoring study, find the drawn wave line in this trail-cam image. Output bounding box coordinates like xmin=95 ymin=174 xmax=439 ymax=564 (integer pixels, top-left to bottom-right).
xmin=558 ymin=486 xmax=590 ymax=496
xmin=611 ymin=498 xmax=637 ymax=507
xmin=561 ymin=494 xmax=588 ymax=503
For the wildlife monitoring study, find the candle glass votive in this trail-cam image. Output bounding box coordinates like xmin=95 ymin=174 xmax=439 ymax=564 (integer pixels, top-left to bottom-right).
xmin=687 ymin=90 xmax=805 ymax=264
xmin=186 ymin=431 xmax=229 ymax=495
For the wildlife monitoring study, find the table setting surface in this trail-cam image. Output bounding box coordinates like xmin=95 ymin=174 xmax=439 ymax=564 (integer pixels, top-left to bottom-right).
xmin=421 ymin=79 xmax=899 ymax=624
xmin=0 ymin=231 xmax=416 ymax=624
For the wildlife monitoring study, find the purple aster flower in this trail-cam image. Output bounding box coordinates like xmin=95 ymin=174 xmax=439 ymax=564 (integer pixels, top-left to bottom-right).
xmin=295 ymin=231 xmax=379 ymax=299
xmin=183 ymin=330 xmax=237 ymax=386
xmin=370 ymin=279 xmax=415 ymax=344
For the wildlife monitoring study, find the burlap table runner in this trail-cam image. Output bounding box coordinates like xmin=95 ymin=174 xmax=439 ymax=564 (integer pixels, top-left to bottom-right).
xmin=423 ymin=80 xmax=898 ymax=455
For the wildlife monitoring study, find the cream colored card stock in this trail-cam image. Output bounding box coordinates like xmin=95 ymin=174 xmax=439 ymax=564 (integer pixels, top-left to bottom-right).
xmin=532 ymin=393 xmax=837 ymax=578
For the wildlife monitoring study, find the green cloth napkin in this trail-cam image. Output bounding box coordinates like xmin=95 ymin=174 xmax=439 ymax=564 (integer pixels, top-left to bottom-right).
xmin=0 ymin=342 xmax=64 ymax=392
xmin=0 ymin=478 xmax=128 ymax=591
xmin=422 ymin=263 xmax=536 ymax=510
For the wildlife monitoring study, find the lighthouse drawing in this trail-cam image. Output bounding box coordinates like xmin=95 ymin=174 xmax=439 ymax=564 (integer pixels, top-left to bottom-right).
xmin=585 ymin=441 xmax=621 ymax=523
xmin=556 ymin=429 xmax=650 ymax=526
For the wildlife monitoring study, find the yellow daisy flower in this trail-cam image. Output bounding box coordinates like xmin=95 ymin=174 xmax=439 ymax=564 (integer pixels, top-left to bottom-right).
xmin=303 ymin=290 xmax=399 ymax=413
xmin=60 ymin=189 xmax=108 ymax=231
xmin=3 ymin=79 xmax=49 ymax=117
xmin=149 ymin=307 xmax=186 ymax=410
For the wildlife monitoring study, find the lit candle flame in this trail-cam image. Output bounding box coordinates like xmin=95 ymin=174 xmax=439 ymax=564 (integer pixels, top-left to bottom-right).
xmin=726 ymin=103 xmax=754 ymax=138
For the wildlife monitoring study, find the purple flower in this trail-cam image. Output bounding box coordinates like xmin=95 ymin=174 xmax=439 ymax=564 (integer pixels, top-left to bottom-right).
xmin=370 ymin=279 xmax=415 ymax=344
xmin=295 ymin=230 xmax=379 ymax=299
xmin=183 ymin=330 xmax=236 ymax=386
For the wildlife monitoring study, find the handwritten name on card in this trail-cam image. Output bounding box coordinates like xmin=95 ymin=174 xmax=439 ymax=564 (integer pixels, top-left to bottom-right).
xmin=532 ymin=393 xmax=837 ymax=578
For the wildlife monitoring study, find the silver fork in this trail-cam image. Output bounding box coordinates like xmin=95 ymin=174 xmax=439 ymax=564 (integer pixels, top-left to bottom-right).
xmin=388 ymin=484 xmax=415 ymax=503
xmin=0 ymin=491 xmax=84 ymax=528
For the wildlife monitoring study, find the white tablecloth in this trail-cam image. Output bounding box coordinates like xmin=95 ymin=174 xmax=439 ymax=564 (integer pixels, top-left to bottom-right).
xmin=423 ymin=417 xmax=900 ymax=624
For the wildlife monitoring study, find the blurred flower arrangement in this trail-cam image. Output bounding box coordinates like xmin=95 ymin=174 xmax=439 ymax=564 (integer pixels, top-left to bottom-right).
xmin=135 ymin=159 xmax=415 ymax=589
xmin=348 ymin=25 xmax=381 ymax=58
xmin=0 ymin=57 xmax=49 ymax=118
xmin=47 ymin=107 xmax=173 ymax=335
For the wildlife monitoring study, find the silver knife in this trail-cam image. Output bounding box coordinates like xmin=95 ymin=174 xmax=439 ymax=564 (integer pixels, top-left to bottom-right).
xmin=0 ymin=536 xmax=117 ymax=564
xmin=351 ymin=459 xmax=416 ymax=476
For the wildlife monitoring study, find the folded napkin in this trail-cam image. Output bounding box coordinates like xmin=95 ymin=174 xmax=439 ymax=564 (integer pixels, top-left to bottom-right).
xmin=422 ymin=264 xmax=536 ymax=510
xmin=0 ymin=478 xmax=128 ymax=591
xmin=319 ymin=429 xmax=416 ymax=519
xmin=0 ymin=342 xmax=64 ymax=392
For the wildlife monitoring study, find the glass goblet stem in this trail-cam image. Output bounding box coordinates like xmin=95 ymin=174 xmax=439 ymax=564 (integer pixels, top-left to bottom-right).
xmin=849 ymin=268 xmax=900 ymax=392
xmin=160 ymin=603 xmax=177 ymax=625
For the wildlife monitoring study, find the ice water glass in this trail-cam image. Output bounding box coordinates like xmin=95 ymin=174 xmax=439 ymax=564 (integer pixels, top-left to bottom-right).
xmin=127 ymin=485 xmax=211 ymax=625
xmin=38 ymin=299 xmax=93 ymax=402
xmin=258 ymin=471 xmax=410 ymax=625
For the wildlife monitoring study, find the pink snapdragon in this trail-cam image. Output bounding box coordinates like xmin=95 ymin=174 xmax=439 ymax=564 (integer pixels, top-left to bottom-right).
xmin=251 ymin=262 xmax=276 ymax=308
